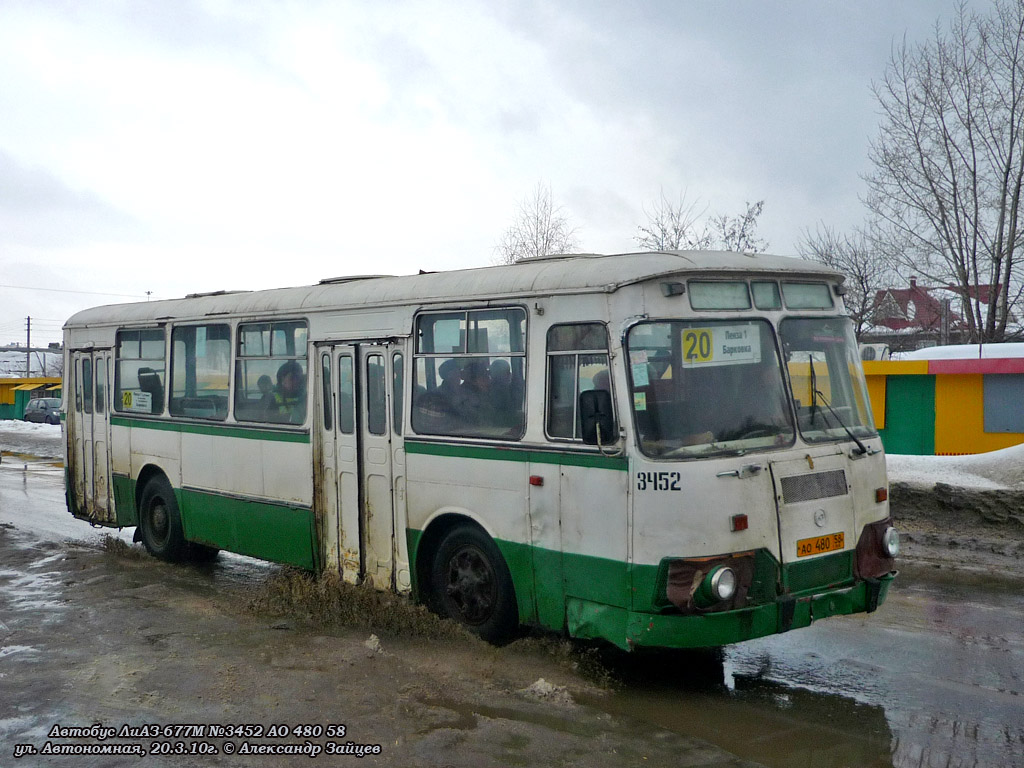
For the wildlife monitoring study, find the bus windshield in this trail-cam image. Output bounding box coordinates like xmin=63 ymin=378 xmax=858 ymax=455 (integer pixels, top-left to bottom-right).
xmin=780 ymin=317 xmax=876 ymax=443
xmin=627 ymin=319 xmax=794 ymax=458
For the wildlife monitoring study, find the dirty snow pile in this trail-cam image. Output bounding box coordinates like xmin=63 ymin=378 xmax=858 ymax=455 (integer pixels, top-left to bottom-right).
xmin=887 ymin=443 xmax=1024 ymax=491
xmin=0 ymin=420 xmax=63 ymax=460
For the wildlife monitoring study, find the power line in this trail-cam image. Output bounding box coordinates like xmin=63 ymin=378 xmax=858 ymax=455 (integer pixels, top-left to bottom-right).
xmin=0 ymin=283 xmax=156 ymax=299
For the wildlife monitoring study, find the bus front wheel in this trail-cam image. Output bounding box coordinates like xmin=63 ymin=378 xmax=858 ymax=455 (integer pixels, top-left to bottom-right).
xmin=429 ymin=524 xmax=518 ymax=644
xmin=138 ymin=476 xmax=187 ymax=562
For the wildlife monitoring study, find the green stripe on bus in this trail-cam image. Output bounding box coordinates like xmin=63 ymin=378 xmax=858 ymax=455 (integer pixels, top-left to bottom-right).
xmin=177 ymin=486 xmax=318 ymax=571
xmin=404 ymin=439 xmax=628 ymax=471
xmin=408 ymin=526 xmax=878 ymax=649
xmin=109 ymin=416 xmax=310 ymax=443
xmin=111 ymin=473 xmax=138 ymax=527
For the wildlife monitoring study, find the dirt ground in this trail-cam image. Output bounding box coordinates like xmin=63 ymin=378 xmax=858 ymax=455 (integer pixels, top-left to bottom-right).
xmin=0 ymin=521 xmax=764 ymax=768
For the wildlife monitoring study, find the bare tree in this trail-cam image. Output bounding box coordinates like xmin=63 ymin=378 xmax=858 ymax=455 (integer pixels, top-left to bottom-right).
xmin=798 ymin=224 xmax=896 ymax=338
xmin=709 ymin=200 xmax=769 ymax=253
xmin=634 ymin=189 xmax=713 ymax=251
xmin=635 ymin=194 xmax=768 ymax=253
xmin=863 ymin=0 xmax=1024 ymax=343
xmin=494 ymin=183 xmax=580 ymax=264
xmin=31 ymin=350 xmax=63 ymax=377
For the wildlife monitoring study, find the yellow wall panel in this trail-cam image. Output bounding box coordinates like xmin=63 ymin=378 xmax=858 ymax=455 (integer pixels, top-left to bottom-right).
xmin=864 ymin=374 xmax=886 ymax=429
xmin=933 ymin=374 xmax=1024 ymax=454
xmin=862 ymin=361 xmax=929 ymax=376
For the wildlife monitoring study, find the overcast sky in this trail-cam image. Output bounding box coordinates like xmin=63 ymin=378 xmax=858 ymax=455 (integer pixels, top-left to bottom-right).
xmin=0 ymin=0 xmax=982 ymax=348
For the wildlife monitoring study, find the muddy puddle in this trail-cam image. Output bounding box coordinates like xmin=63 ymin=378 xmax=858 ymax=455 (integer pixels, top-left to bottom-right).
xmin=236 ymin=561 xmax=894 ymax=767
xmin=573 ymin=649 xmax=892 ymax=768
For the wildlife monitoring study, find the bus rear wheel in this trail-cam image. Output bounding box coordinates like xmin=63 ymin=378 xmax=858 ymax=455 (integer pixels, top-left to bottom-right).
xmin=138 ymin=476 xmax=187 ymax=562
xmin=429 ymin=524 xmax=518 ymax=644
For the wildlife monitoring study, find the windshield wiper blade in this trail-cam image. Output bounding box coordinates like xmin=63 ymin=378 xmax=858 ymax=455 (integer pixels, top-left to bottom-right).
xmin=813 ymin=387 xmax=869 ymax=455
xmin=808 ymin=357 xmax=819 ymax=425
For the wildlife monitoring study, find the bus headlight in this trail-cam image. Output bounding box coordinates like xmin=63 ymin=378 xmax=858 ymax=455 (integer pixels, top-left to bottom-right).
xmin=882 ymin=526 xmax=900 ymax=558
xmin=695 ymin=566 xmax=737 ymax=607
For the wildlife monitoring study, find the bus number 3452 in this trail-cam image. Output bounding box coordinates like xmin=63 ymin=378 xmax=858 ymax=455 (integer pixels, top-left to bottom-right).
xmin=637 ymin=471 xmax=681 ymax=491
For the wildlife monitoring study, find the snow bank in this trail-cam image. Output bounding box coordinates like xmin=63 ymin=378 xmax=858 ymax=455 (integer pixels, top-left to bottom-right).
xmin=897 ymin=343 xmax=1024 ymax=360
xmin=0 ymin=421 xmax=61 ymax=436
xmin=0 ymin=420 xmax=63 ymax=459
xmin=887 ymin=443 xmax=1024 ymax=491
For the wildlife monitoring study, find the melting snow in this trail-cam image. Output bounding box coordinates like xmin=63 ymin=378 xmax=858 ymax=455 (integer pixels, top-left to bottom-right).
xmin=887 ymin=443 xmax=1024 ymax=491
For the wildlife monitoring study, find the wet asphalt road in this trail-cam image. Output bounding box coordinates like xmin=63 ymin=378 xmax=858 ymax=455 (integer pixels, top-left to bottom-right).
xmin=1 ymin=454 xmax=1022 ymax=768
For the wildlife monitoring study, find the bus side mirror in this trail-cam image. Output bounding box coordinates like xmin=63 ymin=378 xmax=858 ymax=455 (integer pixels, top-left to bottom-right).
xmin=580 ymin=389 xmax=616 ymax=445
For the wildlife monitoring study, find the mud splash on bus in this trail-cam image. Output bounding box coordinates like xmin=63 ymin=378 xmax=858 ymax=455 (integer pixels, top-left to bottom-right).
xmin=245 ymin=568 xmax=473 ymax=640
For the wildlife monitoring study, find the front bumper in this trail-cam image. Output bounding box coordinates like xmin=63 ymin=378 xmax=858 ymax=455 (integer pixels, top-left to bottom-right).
xmin=624 ymin=571 xmax=896 ymax=650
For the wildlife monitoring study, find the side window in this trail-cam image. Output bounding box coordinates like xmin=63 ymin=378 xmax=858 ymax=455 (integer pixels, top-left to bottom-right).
xmin=321 ymin=352 xmax=333 ymax=431
xmin=82 ymin=358 xmax=93 ymax=415
xmin=546 ymin=323 xmax=611 ymax=440
xmin=338 ymin=355 xmax=354 ymax=434
xmin=114 ymin=328 xmax=166 ymax=415
xmin=392 ymin=352 xmax=404 ymax=436
xmin=411 ymin=308 xmax=526 ymax=439
xmin=170 ymin=324 xmax=230 ymax=420
xmin=95 ymin=359 xmax=105 ymax=414
xmin=367 ymin=354 xmax=387 ymax=435
xmin=74 ymin=359 xmax=82 ymax=412
xmin=234 ymin=320 xmax=308 ymax=425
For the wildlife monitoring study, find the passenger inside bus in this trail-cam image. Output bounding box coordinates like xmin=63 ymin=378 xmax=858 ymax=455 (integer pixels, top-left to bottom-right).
xmin=454 ymin=360 xmax=492 ymax=425
xmin=413 ymin=356 xmax=525 ymax=438
xmin=257 ymin=374 xmax=275 ymax=412
xmin=268 ymin=360 xmax=306 ymax=424
xmin=438 ymin=358 xmax=462 ymax=397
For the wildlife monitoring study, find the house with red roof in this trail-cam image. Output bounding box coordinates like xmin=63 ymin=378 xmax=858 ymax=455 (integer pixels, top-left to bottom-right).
xmin=861 ymin=277 xmax=1006 ymax=352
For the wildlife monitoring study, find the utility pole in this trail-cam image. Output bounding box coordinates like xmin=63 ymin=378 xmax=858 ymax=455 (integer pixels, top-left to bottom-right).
xmin=26 ymin=316 xmax=31 ymax=377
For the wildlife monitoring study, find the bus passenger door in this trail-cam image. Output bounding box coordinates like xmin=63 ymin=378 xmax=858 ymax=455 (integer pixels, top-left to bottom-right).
xmin=69 ymin=350 xmax=115 ymax=524
xmin=315 ymin=345 xmax=361 ymax=583
xmin=315 ymin=343 xmax=405 ymax=590
xmin=360 ymin=346 xmax=399 ymax=590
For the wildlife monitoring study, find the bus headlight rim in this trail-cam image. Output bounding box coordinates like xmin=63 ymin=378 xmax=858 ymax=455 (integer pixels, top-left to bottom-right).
xmin=709 ymin=566 xmax=737 ymax=602
xmin=882 ymin=526 xmax=900 ymax=558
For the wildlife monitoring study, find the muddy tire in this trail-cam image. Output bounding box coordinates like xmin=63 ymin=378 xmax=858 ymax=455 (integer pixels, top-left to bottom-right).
xmin=138 ymin=476 xmax=187 ymax=562
xmin=429 ymin=524 xmax=518 ymax=644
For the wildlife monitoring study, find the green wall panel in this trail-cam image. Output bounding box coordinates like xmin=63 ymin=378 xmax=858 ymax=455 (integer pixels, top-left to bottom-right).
xmin=878 ymin=375 xmax=935 ymax=455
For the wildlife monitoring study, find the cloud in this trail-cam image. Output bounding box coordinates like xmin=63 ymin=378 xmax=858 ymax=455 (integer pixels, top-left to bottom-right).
xmin=0 ymin=151 xmax=143 ymax=248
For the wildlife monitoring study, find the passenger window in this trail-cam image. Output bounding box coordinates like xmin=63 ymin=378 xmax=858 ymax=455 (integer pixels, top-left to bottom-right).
xmin=338 ymin=356 xmax=354 ymax=435
xmin=411 ymin=308 xmax=526 ymax=439
xmin=95 ymin=360 xmax=105 ymax=414
xmin=367 ymin=354 xmax=387 ymax=435
xmin=74 ymin=360 xmax=82 ymax=412
xmin=170 ymin=324 xmax=230 ymax=420
xmin=392 ymin=352 xmax=404 ymax=436
xmin=82 ymin=358 xmax=93 ymax=415
xmin=114 ymin=329 xmax=166 ymax=415
xmin=546 ymin=323 xmax=611 ymax=440
xmin=321 ymin=353 xmax=333 ymax=431
xmin=234 ymin=320 xmax=308 ymax=425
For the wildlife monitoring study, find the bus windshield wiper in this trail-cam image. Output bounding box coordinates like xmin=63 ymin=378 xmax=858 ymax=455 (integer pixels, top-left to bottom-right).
xmin=812 ymin=387 xmax=869 ymax=456
xmin=808 ymin=356 xmax=819 ymax=425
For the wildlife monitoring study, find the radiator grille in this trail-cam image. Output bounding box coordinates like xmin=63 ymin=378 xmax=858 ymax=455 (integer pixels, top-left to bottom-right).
xmin=780 ymin=469 xmax=848 ymax=504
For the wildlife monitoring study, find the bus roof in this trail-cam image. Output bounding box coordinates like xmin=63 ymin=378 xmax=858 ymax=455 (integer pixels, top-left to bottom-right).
xmin=65 ymin=250 xmax=841 ymax=328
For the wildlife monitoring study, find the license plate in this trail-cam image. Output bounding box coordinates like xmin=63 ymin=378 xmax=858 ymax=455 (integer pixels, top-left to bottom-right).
xmin=796 ymin=532 xmax=845 ymax=558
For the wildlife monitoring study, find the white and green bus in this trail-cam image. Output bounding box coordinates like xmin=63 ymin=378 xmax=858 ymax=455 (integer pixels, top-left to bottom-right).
xmin=63 ymin=251 xmax=898 ymax=649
